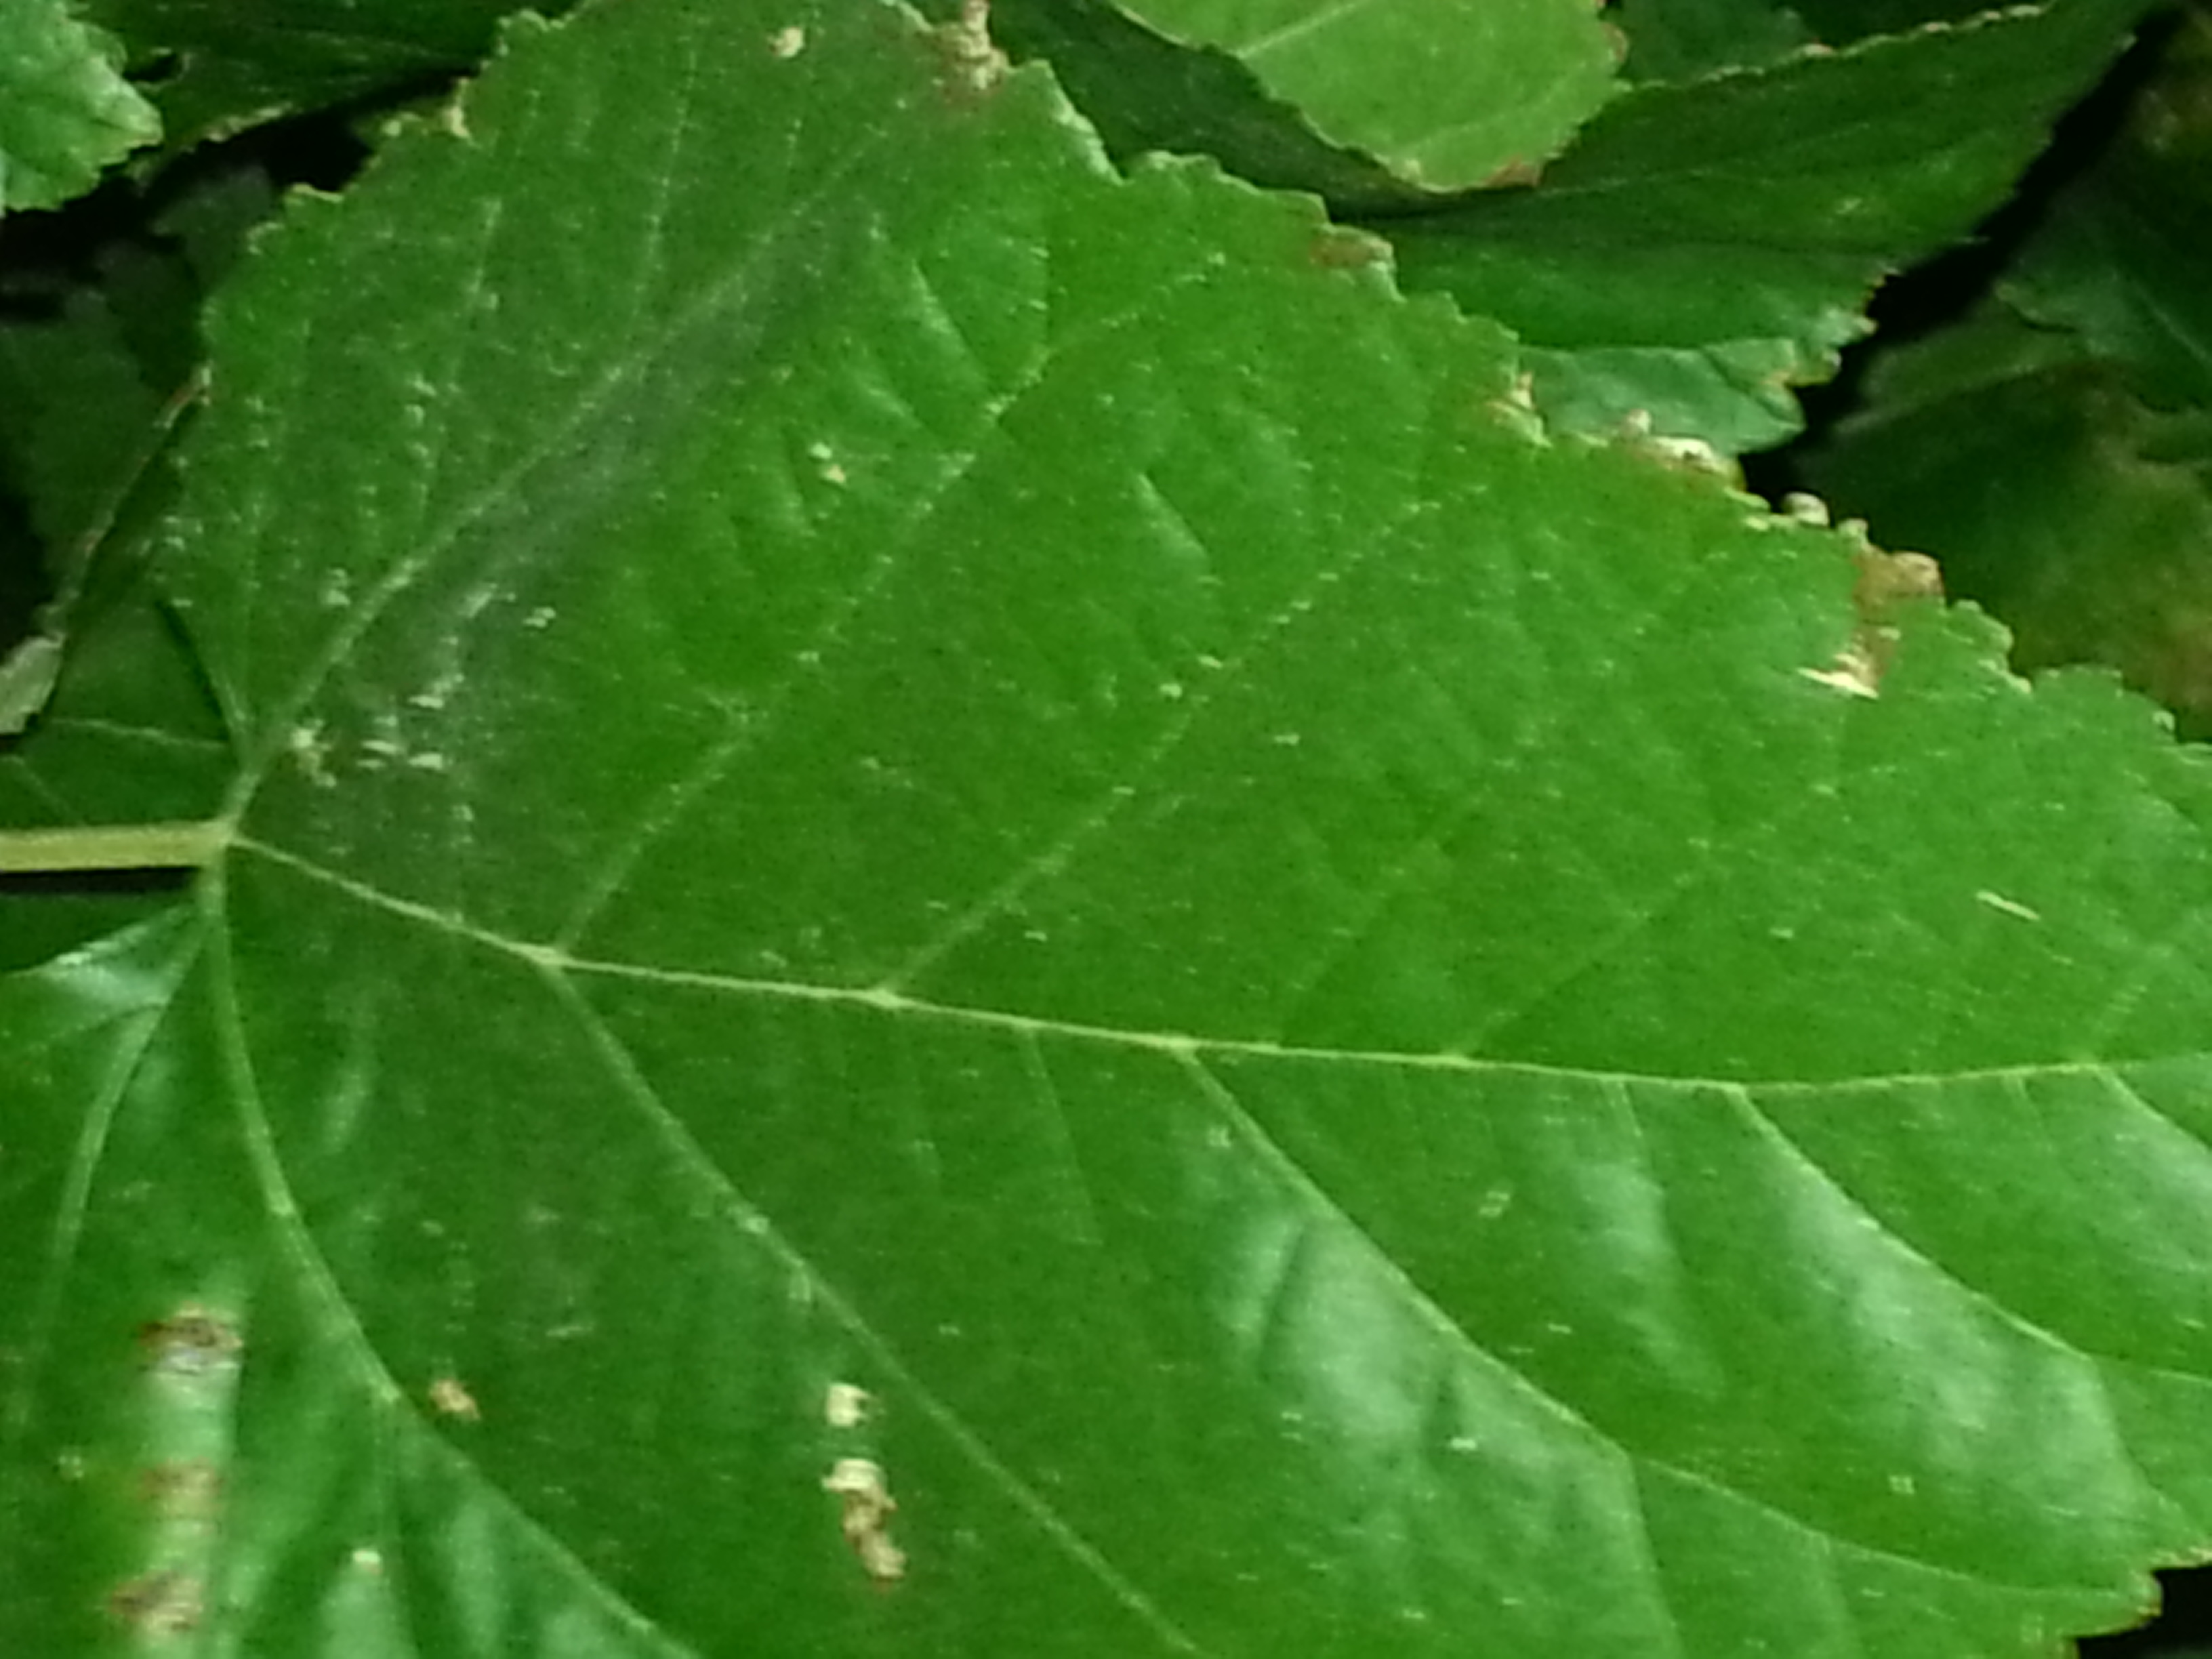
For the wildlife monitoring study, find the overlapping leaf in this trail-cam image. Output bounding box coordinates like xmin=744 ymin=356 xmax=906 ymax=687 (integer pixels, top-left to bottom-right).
xmin=1368 ymin=0 xmax=2164 ymax=450
xmin=12 ymin=1 xmax=2212 ymax=1654
xmin=79 ymin=0 xmax=577 ymax=145
xmin=1103 ymin=0 xmax=1621 ymax=188
xmin=0 ymin=0 xmax=157 ymax=211
xmin=1795 ymin=302 xmax=2212 ymax=739
xmin=2001 ymin=1 xmax=2212 ymax=412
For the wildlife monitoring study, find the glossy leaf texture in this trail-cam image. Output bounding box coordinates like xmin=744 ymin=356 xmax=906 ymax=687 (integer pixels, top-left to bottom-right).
xmin=15 ymin=0 xmax=2212 ymax=1653
xmin=0 ymin=0 xmax=158 ymax=211
xmin=1366 ymin=0 xmax=2164 ymax=451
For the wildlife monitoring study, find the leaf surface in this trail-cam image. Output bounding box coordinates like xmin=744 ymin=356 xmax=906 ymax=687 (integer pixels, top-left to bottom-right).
xmin=11 ymin=1 xmax=2212 ymax=1654
xmin=0 ymin=0 xmax=157 ymax=211
xmin=2001 ymin=2 xmax=2212 ymax=413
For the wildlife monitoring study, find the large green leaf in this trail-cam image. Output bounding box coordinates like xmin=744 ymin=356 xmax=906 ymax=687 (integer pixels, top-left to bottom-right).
xmin=14 ymin=0 xmax=2212 ymax=1652
xmin=1369 ymin=0 xmax=2160 ymax=451
xmin=0 ymin=0 xmax=158 ymax=211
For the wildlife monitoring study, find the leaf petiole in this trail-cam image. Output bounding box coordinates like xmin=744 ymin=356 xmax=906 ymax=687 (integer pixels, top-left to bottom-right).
xmin=0 ymin=819 xmax=230 ymax=874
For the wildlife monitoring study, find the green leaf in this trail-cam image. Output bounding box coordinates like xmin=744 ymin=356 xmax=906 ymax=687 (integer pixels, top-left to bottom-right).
xmin=1105 ymin=0 xmax=1622 ymax=188
xmin=1793 ymin=304 xmax=2212 ymax=739
xmin=0 ymin=0 xmax=159 ymax=212
xmin=1368 ymin=0 xmax=2160 ymax=450
xmin=13 ymin=0 xmax=2212 ymax=1652
xmin=0 ymin=576 xmax=230 ymax=966
xmin=918 ymin=0 xmax=1412 ymax=204
xmin=0 ymin=287 xmax=165 ymax=569
xmin=80 ymin=0 xmax=573 ymax=144
xmin=1606 ymin=0 xmax=1816 ymax=83
xmin=2002 ymin=3 xmax=2212 ymax=412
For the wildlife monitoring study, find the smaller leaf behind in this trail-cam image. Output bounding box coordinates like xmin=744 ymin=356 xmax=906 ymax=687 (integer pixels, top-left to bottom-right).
xmin=0 ymin=0 xmax=159 ymax=213
xmin=1366 ymin=0 xmax=2167 ymax=453
xmin=2001 ymin=1 xmax=2212 ymax=413
xmin=1107 ymin=0 xmax=1623 ymax=189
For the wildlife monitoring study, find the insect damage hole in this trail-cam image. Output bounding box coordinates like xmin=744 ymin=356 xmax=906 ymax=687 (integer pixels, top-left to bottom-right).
xmin=823 ymin=1456 xmax=906 ymax=1583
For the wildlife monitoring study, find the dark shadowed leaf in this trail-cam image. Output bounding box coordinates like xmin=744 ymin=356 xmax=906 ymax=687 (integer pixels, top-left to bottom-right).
xmin=1794 ymin=302 xmax=2212 ymax=739
xmin=2002 ymin=3 xmax=2212 ymax=413
xmin=1103 ymin=0 xmax=1621 ymax=188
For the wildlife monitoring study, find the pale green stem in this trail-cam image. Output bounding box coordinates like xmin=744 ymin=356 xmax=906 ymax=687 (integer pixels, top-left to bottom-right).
xmin=0 ymin=819 xmax=230 ymax=874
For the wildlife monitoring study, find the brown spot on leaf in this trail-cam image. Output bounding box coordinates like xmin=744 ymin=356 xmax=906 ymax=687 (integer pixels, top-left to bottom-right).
xmin=1307 ymin=229 xmax=1388 ymax=272
xmin=1802 ymin=539 xmax=1944 ymax=699
xmin=823 ymin=1457 xmax=906 ymax=1583
xmin=137 ymin=1307 xmax=241 ymax=1376
xmin=428 ymin=1376 xmax=481 ymax=1420
xmin=138 ymin=1460 xmax=222 ymax=1519
xmin=108 ymin=1568 xmax=202 ymax=1634
xmin=937 ymin=0 xmax=1008 ymax=100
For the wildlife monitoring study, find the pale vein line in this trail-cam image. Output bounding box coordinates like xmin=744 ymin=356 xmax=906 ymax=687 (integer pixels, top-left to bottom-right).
xmin=1735 ymin=1071 xmax=2212 ymax=1479
xmin=1273 ymin=531 xmax=1777 ymax=1041
xmin=1235 ymin=0 xmax=1380 ymax=61
xmin=556 ymin=416 xmax=996 ymax=947
xmin=1178 ymin=1044 xmax=1613 ymax=1431
xmin=3 ymin=757 xmax=75 ymax=820
xmin=32 ymin=714 xmax=228 ymax=752
xmin=1190 ymin=1050 xmax=2100 ymax=1594
xmin=561 ymin=247 xmax=1278 ymax=958
xmin=627 ymin=22 xmax=699 ymax=340
xmin=205 ymin=880 xmax=704 ymax=1659
xmin=222 ymin=76 xmax=901 ymax=821
xmin=549 ymin=970 xmax=1208 ymax=1655
xmin=232 ymin=832 xmax=2207 ymax=1100
xmin=228 ymin=829 xmax=2165 ymax=1595
xmin=1452 ymin=781 xmax=1833 ymax=1056
xmin=880 ymin=468 xmax=1415 ymax=991
xmin=1 ymin=934 xmax=198 ymax=1459
xmin=2098 ymin=1063 xmax=2212 ymax=1164
xmin=1621 ymin=1462 xmax=1696 ymax=1659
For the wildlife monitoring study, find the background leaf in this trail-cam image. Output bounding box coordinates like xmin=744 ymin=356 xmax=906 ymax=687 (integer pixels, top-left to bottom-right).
xmin=0 ymin=0 xmax=159 ymax=213
xmin=1103 ymin=0 xmax=1622 ymax=188
xmin=12 ymin=0 xmax=2212 ymax=1654
xmin=1779 ymin=3 xmax=2212 ymax=747
xmin=1368 ymin=0 xmax=2163 ymax=451
xmin=2000 ymin=2 xmax=2212 ymax=411
xmin=81 ymin=0 xmax=579 ymax=146
xmin=1605 ymin=0 xmax=1814 ymax=82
